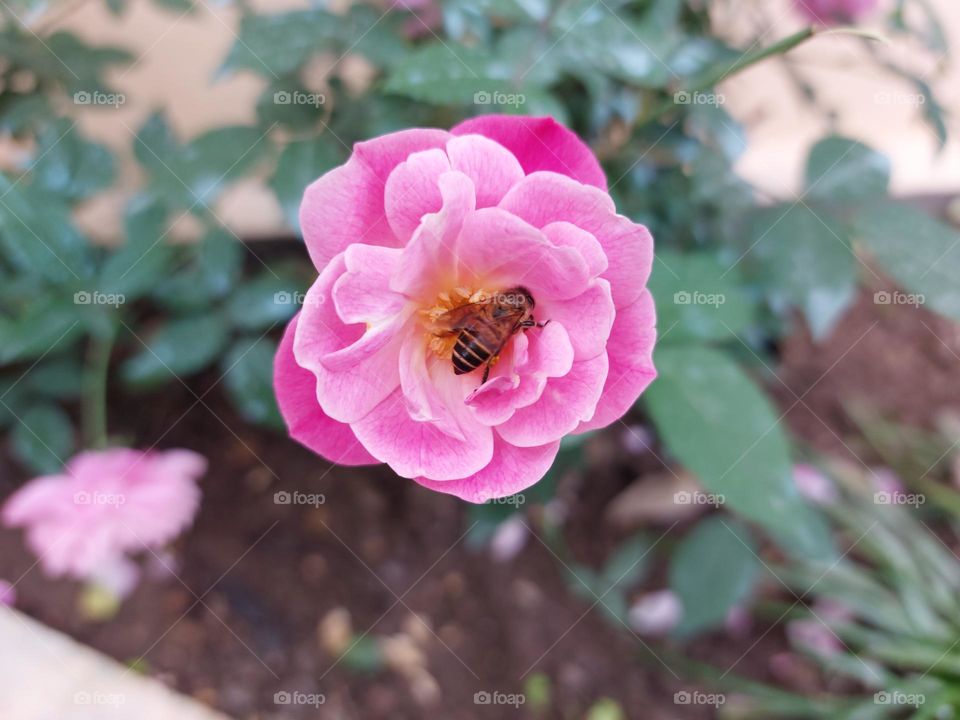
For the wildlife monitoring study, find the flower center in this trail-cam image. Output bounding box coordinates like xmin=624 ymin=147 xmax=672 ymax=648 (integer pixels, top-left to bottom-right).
xmin=420 ymin=286 xmax=490 ymax=360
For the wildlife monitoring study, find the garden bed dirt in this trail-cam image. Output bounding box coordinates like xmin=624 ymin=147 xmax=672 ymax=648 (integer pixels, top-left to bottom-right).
xmin=1 ymin=279 xmax=957 ymax=720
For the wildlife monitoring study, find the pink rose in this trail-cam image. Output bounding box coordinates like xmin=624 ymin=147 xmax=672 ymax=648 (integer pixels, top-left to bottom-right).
xmin=274 ymin=115 xmax=656 ymax=502
xmin=794 ymin=0 xmax=878 ymax=25
xmin=2 ymin=448 xmax=205 ymax=595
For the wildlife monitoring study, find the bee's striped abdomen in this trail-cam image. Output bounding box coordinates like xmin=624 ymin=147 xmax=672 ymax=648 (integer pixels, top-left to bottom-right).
xmin=452 ymin=327 xmax=492 ymax=375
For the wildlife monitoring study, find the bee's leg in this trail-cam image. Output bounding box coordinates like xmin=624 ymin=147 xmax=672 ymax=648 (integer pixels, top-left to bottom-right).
xmin=536 ymin=319 xmax=551 ymax=328
xmin=482 ymin=364 xmax=491 ymax=384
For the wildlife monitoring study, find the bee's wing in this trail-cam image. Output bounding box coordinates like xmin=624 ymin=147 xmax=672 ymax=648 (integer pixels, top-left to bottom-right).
xmin=428 ymin=302 xmax=488 ymax=333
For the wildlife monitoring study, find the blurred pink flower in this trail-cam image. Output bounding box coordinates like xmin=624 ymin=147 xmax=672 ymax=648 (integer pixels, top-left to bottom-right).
xmin=793 ymin=463 xmax=837 ymax=504
xmin=0 ymin=580 xmax=15 ymax=607
xmin=629 ymin=590 xmax=682 ymax=635
xmin=794 ymin=0 xmax=878 ymax=25
xmin=2 ymin=448 xmax=205 ymax=594
xmin=395 ymin=0 xmax=441 ymax=38
xmin=275 ymin=115 xmax=656 ymax=502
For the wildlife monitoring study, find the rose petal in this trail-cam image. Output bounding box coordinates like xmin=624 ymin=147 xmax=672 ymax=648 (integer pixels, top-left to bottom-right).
xmin=300 ymin=128 xmax=449 ymax=271
xmin=456 ymin=207 xmax=591 ymax=301
xmin=415 ymin=436 xmax=560 ymax=502
xmin=446 ymin=134 xmax=525 ymax=207
xmin=333 ymin=244 xmax=407 ymax=324
xmin=391 ymin=171 xmax=477 ymax=299
xmin=500 ymin=172 xmax=653 ymax=308
xmin=352 ymin=378 xmax=494 ymax=481
xmin=538 ymin=280 xmax=615 ymax=361
xmin=274 ymin=314 xmax=378 ymax=465
xmin=383 ymin=148 xmax=451 ymax=242
xmin=497 ymin=351 xmax=609 ymax=447
xmin=451 ymin=115 xmax=607 ymax=190
xmin=576 ymin=289 xmax=657 ymax=432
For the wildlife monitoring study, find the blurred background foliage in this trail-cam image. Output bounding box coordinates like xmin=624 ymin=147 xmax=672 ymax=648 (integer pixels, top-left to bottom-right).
xmin=1 ymin=0 xmax=959 ymax=716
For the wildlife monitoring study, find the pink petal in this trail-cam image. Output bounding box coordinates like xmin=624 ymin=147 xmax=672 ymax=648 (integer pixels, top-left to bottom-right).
xmin=538 ymin=280 xmax=615 ymax=361
xmin=499 ymin=172 xmax=653 ymax=309
xmin=543 ymin=221 xmax=608 ymax=278
xmin=333 ymin=244 xmax=406 ymax=324
xmin=415 ymin=435 xmax=561 ymax=502
xmin=383 ymin=148 xmax=450 ymax=242
xmin=300 ymin=128 xmax=449 ymax=271
xmin=399 ymin=335 xmax=466 ymax=440
xmin=391 ymin=171 xmax=477 ymax=299
xmin=497 ymin=351 xmax=609 ymax=447
xmin=274 ymin=314 xmax=379 ymax=465
xmin=576 ymin=289 xmax=657 ymax=433
xmin=456 ymin=207 xmax=591 ymax=301
xmin=446 ymin=134 xmax=525 ymax=208
xmin=294 ymin=256 xmax=404 ymax=423
xmin=466 ymin=321 xmax=574 ymax=426
xmin=2 ymin=476 xmax=69 ymax=525
xmin=352 ymin=381 xmax=494 ymax=481
xmin=451 ymin=115 xmax=606 ymax=190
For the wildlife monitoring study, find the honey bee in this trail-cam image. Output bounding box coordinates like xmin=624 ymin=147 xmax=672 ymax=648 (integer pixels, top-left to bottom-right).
xmin=431 ymin=286 xmax=548 ymax=384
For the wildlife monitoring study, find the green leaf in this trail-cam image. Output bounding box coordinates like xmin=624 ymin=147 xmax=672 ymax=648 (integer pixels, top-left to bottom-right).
xmin=748 ymin=204 xmax=857 ymax=340
xmin=151 ymin=228 xmax=243 ymax=312
xmin=0 ymin=174 xmax=95 ymax=283
xmin=270 ymin=138 xmax=343 ymax=229
xmin=121 ymin=313 xmax=229 ymax=387
xmin=30 ymin=120 xmax=116 ymax=201
xmin=601 ymin=533 xmax=653 ymax=592
xmin=669 ymin=516 xmax=759 ymax=636
xmin=220 ymin=6 xmax=406 ymax=78
xmin=854 ymin=201 xmax=960 ymax=321
xmin=0 ymin=93 xmax=51 ymax=134
xmin=0 ymin=293 xmax=86 ymax=364
xmin=134 ymin=114 xmax=267 ymax=210
xmin=225 ymin=272 xmax=302 ymax=331
xmin=99 ymin=196 xmax=173 ymax=300
xmin=11 ymin=404 xmax=74 ymax=474
xmin=645 ymin=344 xmax=833 ymax=560
xmin=384 ymin=43 xmax=533 ymax=105
xmin=221 ymin=336 xmax=283 ymax=428
xmin=648 ymin=251 xmax=754 ymax=343
xmin=805 ymin=136 xmax=890 ymax=206
xmin=0 ymin=29 xmax=130 ymax=94
xmin=24 ymin=356 xmax=84 ymax=399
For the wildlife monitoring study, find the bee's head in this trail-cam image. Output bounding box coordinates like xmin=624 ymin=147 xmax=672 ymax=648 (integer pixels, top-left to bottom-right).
xmin=504 ymin=286 xmax=535 ymax=309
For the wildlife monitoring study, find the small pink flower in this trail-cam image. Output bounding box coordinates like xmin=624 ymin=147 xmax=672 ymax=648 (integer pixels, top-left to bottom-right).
xmin=794 ymin=0 xmax=878 ymax=25
xmin=793 ymin=463 xmax=837 ymax=504
xmin=0 ymin=580 xmax=15 ymax=607
xmin=2 ymin=448 xmax=205 ymax=594
xmin=275 ymin=115 xmax=656 ymax=502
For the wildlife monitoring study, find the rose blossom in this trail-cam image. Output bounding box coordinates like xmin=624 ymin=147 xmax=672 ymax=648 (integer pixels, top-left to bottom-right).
xmin=2 ymin=448 xmax=205 ymax=595
xmin=794 ymin=0 xmax=878 ymax=25
xmin=274 ymin=115 xmax=656 ymax=502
